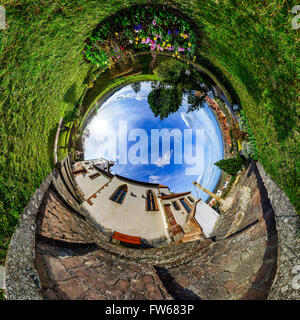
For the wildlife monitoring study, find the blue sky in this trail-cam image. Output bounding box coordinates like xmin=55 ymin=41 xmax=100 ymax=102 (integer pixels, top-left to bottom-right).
xmin=83 ymin=82 xmax=224 ymax=201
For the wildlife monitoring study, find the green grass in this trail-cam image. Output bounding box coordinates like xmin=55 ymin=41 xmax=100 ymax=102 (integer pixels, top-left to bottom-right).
xmin=0 ymin=0 xmax=298 ymax=266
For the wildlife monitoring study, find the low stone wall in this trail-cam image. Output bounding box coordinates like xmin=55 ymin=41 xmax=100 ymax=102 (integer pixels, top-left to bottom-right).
xmin=256 ymin=163 xmax=300 ymax=300
xmin=5 ymin=172 xmax=54 ymax=300
xmin=36 ymin=187 xmax=95 ymax=244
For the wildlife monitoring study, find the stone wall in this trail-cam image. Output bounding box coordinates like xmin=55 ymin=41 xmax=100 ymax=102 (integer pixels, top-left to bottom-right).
xmin=5 ymin=172 xmax=54 ymax=300
xmin=256 ymin=163 xmax=300 ymax=300
xmin=36 ymin=187 xmax=95 ymax=244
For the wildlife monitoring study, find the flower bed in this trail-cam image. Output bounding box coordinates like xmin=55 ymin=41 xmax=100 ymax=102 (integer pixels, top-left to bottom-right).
xmin=84 ymin=5 xmax=199 ymax=70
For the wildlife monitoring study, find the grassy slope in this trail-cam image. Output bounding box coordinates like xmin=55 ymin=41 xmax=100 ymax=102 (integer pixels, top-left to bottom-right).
xmin=0 ymin=0 xmax=298 ymax=265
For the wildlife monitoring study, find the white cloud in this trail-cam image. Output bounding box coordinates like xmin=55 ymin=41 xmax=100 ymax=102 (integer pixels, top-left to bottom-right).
xmin=181 ymin=112 xmax=193 ymax=128
xmin=149 ymin=175 xmax=160 ymax=183
xmin=154 ymin=150 xmax=173 ymax=167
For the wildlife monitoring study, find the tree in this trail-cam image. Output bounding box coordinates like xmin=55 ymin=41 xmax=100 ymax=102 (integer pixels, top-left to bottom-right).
xmin=153 ymin=59 xmax=186 ymax=84
xmin=147 ymin=86 xmax=182 ymax=120
xmin=187 ymin=91 xmax=206 ymax=113
xmin=131 ymin=82 xmax=141 ymax=94
xmin=214 ymin=156 xmax=244 ymax=176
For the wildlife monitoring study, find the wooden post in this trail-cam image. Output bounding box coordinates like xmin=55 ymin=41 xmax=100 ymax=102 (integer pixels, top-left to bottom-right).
xmin=193 ymin=181 xmax=225 ymax=205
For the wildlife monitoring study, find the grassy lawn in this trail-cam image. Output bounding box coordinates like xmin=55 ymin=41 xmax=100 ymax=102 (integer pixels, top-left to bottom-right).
xmin=0 ymin=0 xmax=298 ymax=270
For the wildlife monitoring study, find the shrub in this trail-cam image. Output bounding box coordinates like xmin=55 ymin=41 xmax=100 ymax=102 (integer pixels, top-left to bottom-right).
xmin=237 ymin=116 xmax=247 ymax=132
xmin=214 ymin=156 xmax=244 ymax=176
xmin=242 ymin=141 xmax=249 ymax=159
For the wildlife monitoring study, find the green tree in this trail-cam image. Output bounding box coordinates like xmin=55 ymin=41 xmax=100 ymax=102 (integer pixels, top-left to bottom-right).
xmin=214 ymin=157 xmax=244 ymax=176
xmin=131 ymin=82 xmax=141 ymax=94
xmin=153 ymin=59 xmax=186 ymax=84
xmin=147 ymin=87 xmax=182 ymax=120
xmin=187 ymin=91 xmax=206 ymax=112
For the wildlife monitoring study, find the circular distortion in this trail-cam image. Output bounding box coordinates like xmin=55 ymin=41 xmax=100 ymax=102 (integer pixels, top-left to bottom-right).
xmin=3 ymin=2 xmax=299 ymax=302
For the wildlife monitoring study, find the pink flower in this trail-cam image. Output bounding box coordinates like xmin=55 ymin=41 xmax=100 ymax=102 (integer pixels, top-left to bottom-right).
xmin=150 ymin=43 xmax=156 ymax=50
xmin=152 ymin=19 xmax=156 ymax=26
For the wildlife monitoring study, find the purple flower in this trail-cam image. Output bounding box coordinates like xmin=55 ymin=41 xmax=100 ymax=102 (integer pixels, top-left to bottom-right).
xmin=166 ymin=46 xmax=174 ymax=51
xmin=152 ymin=19 xmax=156 ymax=26
xmin=134 ymin=24 xmax=142 ymax=31
xmin=168 ymin=29 xmax=171 ymax=35
xmin=145 ymin=37 xmax=150 ymax=44
xmin=174 ymin=29 xmax=178 ymax=35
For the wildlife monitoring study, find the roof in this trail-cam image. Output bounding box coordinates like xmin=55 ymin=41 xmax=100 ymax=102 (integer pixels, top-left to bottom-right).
xmin=93 ymin=166 xmax=114 ymax=178
xmin=115 ymin=174 xmax=162 ymax=188
xmin=158 ymin=184 xmax=169 ymax=188
xmin=159 ymin=191 xmax=191 ymax=200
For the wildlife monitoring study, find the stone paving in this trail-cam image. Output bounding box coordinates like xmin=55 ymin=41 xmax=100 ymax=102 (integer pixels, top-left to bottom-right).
xmin=35 ymin=241 xmax=171 ymax=300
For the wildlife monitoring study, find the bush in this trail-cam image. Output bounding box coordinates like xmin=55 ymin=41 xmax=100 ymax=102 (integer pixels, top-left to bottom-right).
xmin=242 ymin=141 xmax=249 ymax=159
xmin=237 ymin=116 xmax=247 ymax=132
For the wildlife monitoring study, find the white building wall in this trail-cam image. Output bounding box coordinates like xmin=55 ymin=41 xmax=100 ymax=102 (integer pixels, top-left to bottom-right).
xmin=75 ymin=169 xmax=111 ymax=200
xmin=81 ymin=175 xmax=170 ymax=243
xmin=194 ymin=200 xmax=220 ymax=237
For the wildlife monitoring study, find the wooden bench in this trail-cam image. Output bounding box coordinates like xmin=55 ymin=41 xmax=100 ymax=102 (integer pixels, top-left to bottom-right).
xmin=112 ymin=231 xmax=141 ymax=245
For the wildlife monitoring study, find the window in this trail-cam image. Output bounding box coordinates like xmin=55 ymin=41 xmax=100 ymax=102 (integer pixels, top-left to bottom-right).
xmin=172 ymin=201 xmax=181 ymax=211
xmin=179 ymin=198 xmax=192 ymax=213
xmin=89 ymin=172 xmax=101 ymax=180
xmin=110 ymin=185 xmax=128 ymax=204
xmin=146 ymin=190 xmax=158 ymax=211
xmin=187 ymin=196 xmax=195 ymax=203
